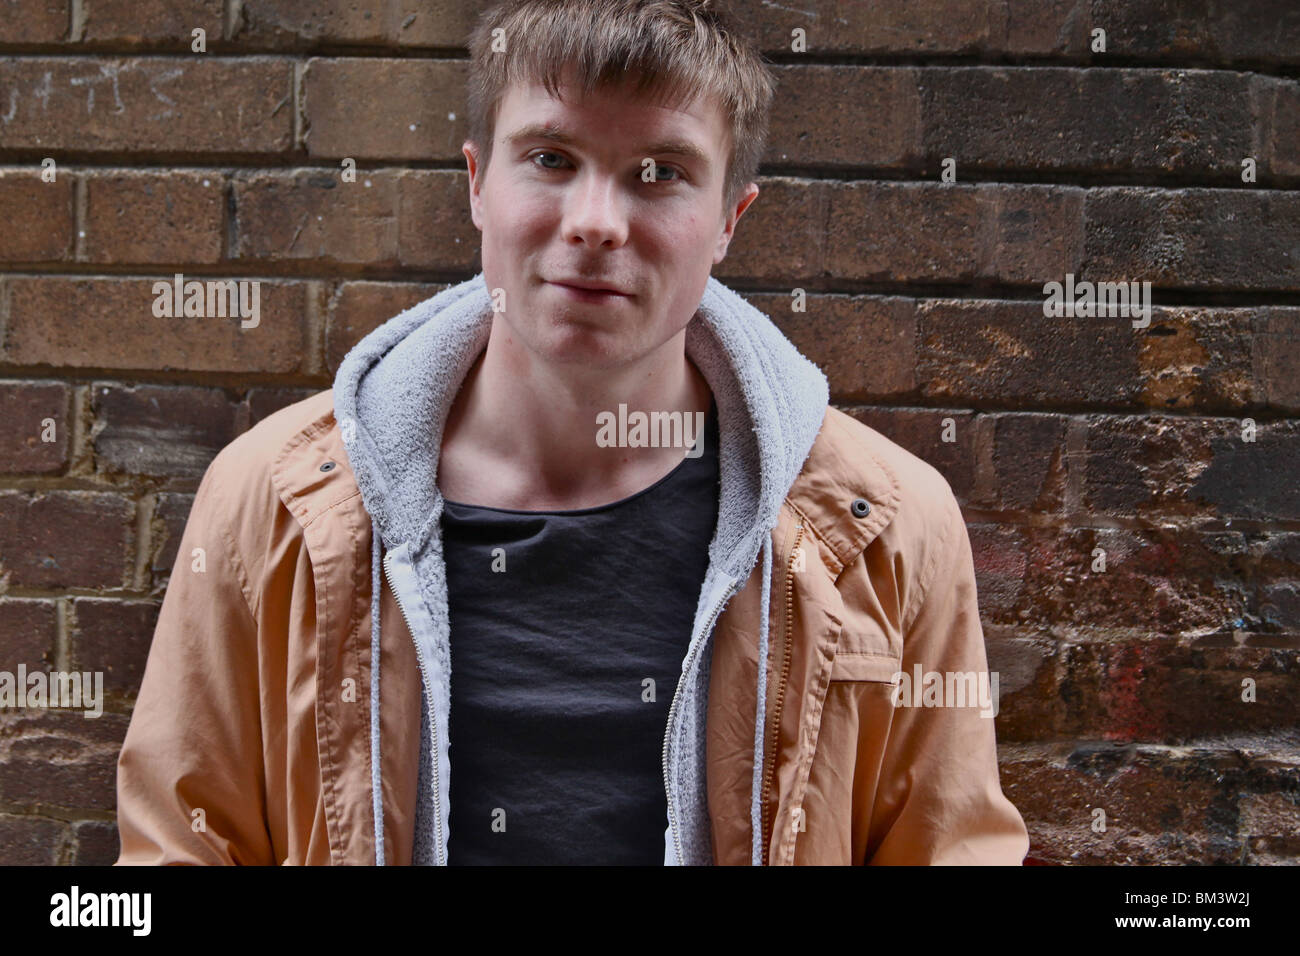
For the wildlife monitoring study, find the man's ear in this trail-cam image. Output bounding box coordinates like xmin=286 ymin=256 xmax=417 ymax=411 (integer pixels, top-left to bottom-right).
xmin=713 ymin=182 xmax=760 ymax=264
xmin=464 ymin=140 xmax=484 ymax=231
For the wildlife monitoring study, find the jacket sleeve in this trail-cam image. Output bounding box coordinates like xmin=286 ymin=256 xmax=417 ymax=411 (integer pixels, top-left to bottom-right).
xmin=864 ymin=491 xmax=1029 ymax=865
xmin=115 ymin=451 xmax=275 ymax=865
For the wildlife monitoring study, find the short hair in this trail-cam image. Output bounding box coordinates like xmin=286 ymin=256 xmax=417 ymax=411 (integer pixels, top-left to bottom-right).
xmin=465 ymin=0 xmax=776 ymax=213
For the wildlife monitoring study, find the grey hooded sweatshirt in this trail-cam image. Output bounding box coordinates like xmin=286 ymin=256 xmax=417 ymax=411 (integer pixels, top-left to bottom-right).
xmin=332 ymin=271 xmax=829 ymax=865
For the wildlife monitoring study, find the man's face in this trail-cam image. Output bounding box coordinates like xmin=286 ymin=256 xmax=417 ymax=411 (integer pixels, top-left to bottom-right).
xmin=463 ymin=72 xmax=758 ymax=371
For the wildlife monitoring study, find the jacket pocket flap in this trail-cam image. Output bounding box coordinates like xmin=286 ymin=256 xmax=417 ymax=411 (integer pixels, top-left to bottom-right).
xmin=829 ymin=652 xmax=901 ymax=683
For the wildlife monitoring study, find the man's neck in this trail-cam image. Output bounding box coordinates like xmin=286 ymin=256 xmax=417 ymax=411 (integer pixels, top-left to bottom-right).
xmin=437 ymin=318 xmax=713 ymax=511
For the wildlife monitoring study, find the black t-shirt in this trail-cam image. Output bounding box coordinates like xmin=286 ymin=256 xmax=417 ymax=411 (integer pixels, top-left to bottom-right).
xmin=440 ymin=399 xmax=719 ymax=864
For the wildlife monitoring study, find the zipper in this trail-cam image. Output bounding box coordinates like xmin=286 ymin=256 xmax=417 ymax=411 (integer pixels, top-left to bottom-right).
xmin=760 ymin=518 xmax=804 ymax=866
xmin=381 ymin=547 xmax=446 ymax=866
xmin=661 ymin=576 xmax=740 ymax=865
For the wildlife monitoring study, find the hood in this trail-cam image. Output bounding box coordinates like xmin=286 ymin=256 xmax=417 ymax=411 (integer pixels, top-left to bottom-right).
xmin=332 ymin=272 xmax=829 ymax=865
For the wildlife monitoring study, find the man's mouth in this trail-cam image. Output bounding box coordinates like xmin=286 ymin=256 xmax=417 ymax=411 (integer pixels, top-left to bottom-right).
xmin=547 ymin=279 xmax=633 ymax=302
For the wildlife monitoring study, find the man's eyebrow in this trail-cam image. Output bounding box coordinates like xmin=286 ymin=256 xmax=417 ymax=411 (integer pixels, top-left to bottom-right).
xmin=504 ymin=122 xmax=711 ymax=167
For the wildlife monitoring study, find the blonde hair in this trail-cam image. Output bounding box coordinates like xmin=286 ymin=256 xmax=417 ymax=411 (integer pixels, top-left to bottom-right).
xmin=465 ymin=0 xmax=776 ymax=212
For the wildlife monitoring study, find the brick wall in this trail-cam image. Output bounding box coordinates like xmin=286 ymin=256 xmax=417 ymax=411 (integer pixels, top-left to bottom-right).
xmin=0 ymin=0 xmax=1297 ymax=865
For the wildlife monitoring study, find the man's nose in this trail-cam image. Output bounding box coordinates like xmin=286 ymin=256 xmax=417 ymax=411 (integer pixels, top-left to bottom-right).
xmin=562 ymin=172 xmax=629 ymax=248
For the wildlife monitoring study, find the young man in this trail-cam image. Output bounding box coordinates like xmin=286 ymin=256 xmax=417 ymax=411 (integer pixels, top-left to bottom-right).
xmin=115 ymin=0 xmax=1029 ymax=865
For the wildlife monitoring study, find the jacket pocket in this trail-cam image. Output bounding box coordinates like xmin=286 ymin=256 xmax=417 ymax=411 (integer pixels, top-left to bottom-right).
xmin=829 ymin=650 xmax=901 ymax=683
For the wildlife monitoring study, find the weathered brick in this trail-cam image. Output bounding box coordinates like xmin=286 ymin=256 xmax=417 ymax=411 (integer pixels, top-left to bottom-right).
xmin=0 ymin=382 xmax=71 ymax=474
xmin=0 ymin=169 xmax=74 ymax=261
xmin=0 ymin=598 xmax=59 ymax=672
xmin=1060 ymin=641 xmax=1300 ymax=741
xmin=3 ymin=277 xmax=310 ymax=373
xmin=989 ymin=413 xmax=1070 ymax=511
xmin=92 ymin=383 xmax=244 ymax=477
xmin=0 ymin=0 xmax=68 ymax=44
xmin=1084 ymin=416 xmax=1299 ymax=519
xmin=921 ymin=68 xmax=1258 ymax=178
xmin=754 ymin=293 xmax=916 ymax=402
xmin=149 ymin=492 xmax=194 ymax=584
xmin=232 ymin=169 xmax=476 ymax=269
xmin=326 ymin=280 xmax=445 ymax=372
xmin=0 ymin=58 xmax=293 ymax=154
xmin=825 ymin=183 xmax=1084 ymax=285
xmin=81 ymin=0 xmax=222 ymax=45
xmin=1016 ymin=526 xmax=1252 ymax=633
xmin=232 ymin=0 xmax=472 ymax=47
xmin=719 ymin=178 xmax=828 ymax=283
xmin=83 ymin=170 xmax=224 ymax=264
xmin=1085 ymin=188 xmax=1300 ymax=291
xmin=983 ymin=629 xmax=1060 ymax=741
xmin=917 ymin=299 xmax=1137 ymax=406
xmin=303 ymin=58 xmax=467 ymax=160
xmin=768 ymin=66 xmax=919 ymax=168
xmin=0 ymin=815 xmax=64 ymax=865
xmin=838 ymin=406 xmax=977 ymax=501
xmin=1091 ymin=0 xmax=1300 ymax=65
xmin=69 ymin=597 xmax=158 ymax=695
xmin=0 ymin=710 xmax=128 ymax=811
xmin=72 ymin=820 xmax=119 ymax=865
xmin=1000 ymin=742 xmax=1259 ymax=864
xmin=750 ymin=0 xmax=1005 ymax=56
xmin=1238 ymin=792 xmax=1300 ymax=863
xmin=0 ymin=490 xmax=134 ymax=589
xmin=247 ymin=387 xmax=322 ymax=426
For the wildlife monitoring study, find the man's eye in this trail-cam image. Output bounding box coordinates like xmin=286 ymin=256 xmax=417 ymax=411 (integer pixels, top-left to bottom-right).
xmin=649 ymin=163 xmax=682 ymax=182
xmin=532 ymin=151 xmax=569 ymax=170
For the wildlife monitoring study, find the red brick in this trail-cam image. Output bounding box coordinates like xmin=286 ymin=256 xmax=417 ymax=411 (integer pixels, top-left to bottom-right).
xmin=0 ymin=710 xmax=128 ymax=812
xmin=749 ymin=0 xmax=1002 ymax=55
xmin=0 ymin=58 xmax=293 ymax=154
xmin=303 ymin=58 xmax=467 ymax=160
xmin=81 ymin=0 xmax=222 ymax=45
xmin=0 ymin=382 xmax=71 ymax=474
xmin=233 ymin=169 xmax=476 ymax=269
xmin=0 ymin=0 xmax=67 ymax=43
xmin=0 ymin=169 xmax=74 ymax=261
xmin=3 ymin=277 xmax=310 ymax=373
xmin=92 ymin=383 xmax=245 ymax=478
xmin=983 ymin=629 xmax=1061 ymax=741
xmin=326 ymin=280 xmax=446 ymax=372
xmin=0 ymin=490 xmax=134 ymax=589
xmin=69 ymin=597 xmax=159 ymax=695
xmin=1060 ymin=641 xmax=1300 ymax=742
xmin=0 ymin=599 xmax=59 ymax=672
xmin=83 ymin=170 xmax=224 ymax=264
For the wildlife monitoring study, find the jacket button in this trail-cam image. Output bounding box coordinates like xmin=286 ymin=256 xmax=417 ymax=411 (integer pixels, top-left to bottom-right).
xmin=850 ymin=497 xmax=871 ymax=518
xmin=320 ymin=461 xmax=336 ymax=472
